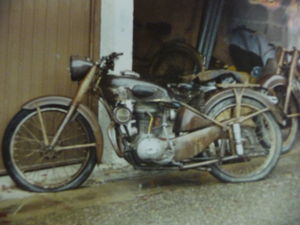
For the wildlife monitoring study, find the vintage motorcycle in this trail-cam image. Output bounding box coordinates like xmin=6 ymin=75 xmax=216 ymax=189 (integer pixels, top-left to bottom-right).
xmin=259 ymin=48 xmax=300 ymax=153
xmin=2 ymin=53 xmax=283 ymax=192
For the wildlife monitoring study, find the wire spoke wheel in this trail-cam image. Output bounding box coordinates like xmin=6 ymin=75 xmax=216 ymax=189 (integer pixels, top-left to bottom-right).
xmin=149 ymin=42 xmax=203 ymax=84
xmin=3 ymin=104 xmax=96 ymax=192
xmin=205 ymin=95 xmax=281 ymax=182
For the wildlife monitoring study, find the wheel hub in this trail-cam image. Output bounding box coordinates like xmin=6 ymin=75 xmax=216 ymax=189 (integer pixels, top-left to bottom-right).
xmin=40 ymin=145 xmax=59 ymax=160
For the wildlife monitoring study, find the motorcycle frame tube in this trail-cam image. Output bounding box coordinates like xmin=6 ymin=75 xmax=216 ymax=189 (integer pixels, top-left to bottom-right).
xmin=98 ymin=97 xmax=127 ymax=158
xmin=173 ymin=107 xmax=215 ymax=132
xmin=107 ymin=122 xmax=124 ymax=157
xmin=275 ymin=47 xmax=285 ymax=75
xmin=178 ymin=101 xmax=227 ymax=129
xmin=284 ymin=49 xmax=298 ymax=114
xmin=22 ymin=96 xmax=104 ymax=164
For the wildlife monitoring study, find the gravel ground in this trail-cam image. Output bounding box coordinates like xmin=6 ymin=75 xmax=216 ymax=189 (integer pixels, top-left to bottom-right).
xmin=1 ymin=148 xmax=300 ymax=225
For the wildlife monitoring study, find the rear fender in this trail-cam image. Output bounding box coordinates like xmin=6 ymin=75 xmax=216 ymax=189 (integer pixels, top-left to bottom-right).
xmin=258 ymin=74 xmax=287 ymax=91
xmin=22 ymin=96 xmax=103 ymax=164
xmin=196 ymin=70 xmax=250 ymax=83
xmin=205 ymin=89 xmax=285 ymax=126
xmin=259 ymin=75 xmax=300 ymax=113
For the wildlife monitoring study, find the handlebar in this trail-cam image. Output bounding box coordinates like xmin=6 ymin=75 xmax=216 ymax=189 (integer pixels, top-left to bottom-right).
xmin=111 ymin=52 xmax=124 ymax=58
xmin=98 ymin=52 xmax=124 ymax=72
xmin=102 ymin=52 xmax=123 ymax=61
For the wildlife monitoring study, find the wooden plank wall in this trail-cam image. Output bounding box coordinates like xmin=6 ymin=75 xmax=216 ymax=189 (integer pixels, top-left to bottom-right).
xmin=0 ymin=0 xmax=100 ymax=174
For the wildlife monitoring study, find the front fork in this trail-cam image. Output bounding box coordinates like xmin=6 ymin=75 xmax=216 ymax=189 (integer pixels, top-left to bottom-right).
xmin=39 ymin=66 xmax=97 ymax=149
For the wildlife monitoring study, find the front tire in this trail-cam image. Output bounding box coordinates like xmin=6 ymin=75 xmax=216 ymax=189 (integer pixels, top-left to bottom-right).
xmin=3 ymin=104 xmax=96 ymax=192
xmin=205 ymin=94 xmax=282 ymax=182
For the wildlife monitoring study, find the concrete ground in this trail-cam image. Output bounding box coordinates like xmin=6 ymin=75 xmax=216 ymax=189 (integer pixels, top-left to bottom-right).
xmin=0 ymin=147 xmax=300 ymax=225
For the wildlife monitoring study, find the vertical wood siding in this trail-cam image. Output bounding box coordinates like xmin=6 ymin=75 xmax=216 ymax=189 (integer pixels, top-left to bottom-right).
xmin=0 ymin=0 xmax=100 ymax=174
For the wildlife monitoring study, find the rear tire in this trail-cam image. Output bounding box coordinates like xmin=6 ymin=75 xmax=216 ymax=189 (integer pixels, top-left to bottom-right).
xmin=3 ymin=104 xmax=96 ymax=192
xmin=205 ymin=94 xmax=282 ymax=182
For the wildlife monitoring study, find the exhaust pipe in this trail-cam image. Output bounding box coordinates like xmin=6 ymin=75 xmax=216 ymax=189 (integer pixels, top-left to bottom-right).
xmin=173 ymin=126 xmax=222 ymax=161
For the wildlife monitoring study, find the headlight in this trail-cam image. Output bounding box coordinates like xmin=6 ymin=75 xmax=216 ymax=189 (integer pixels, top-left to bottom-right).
xmin=113 ymin=106 xmax=132 ymax=124
xmin=70 ymin=56 xmax=94 ymax=81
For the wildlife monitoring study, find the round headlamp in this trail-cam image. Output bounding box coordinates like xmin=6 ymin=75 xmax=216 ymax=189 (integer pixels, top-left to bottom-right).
xmin=113 ymin=106 xmax=132 ymax=124
xmin=70 ymin=56 xmax=94 ymax=81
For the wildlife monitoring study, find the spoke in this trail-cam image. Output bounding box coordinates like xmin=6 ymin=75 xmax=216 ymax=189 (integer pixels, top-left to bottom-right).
xmin=22 ymin=124 xmax=40 ymax=143
xmin=14 ymin=146 xmax=41 ymax=151
xmin=59 ymin=133 xmax=87 ymax=143
xmin=239 ymin=108 xmax=269 ymax=123
xmin=16 ymin=135 xmax=41 ymax=144
xmin=27 ymin=118 xmax=45 ymax=133
xmin=55 ymin=143 xmax=96 ymax=151
xmin=33 ymin=155 xmax=46 ymax=165
xmin=24 ymin=151 xmax=37 ymax=158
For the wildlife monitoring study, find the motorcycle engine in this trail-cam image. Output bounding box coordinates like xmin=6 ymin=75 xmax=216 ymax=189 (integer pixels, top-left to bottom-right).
xmin=114 ymin=100 xmax=176 ymax=165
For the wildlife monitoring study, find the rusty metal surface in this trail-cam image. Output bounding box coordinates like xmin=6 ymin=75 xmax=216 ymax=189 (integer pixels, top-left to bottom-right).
xmin=173 ymin=125 xmax=221 ymax=161
xmin=258 ymin=74 xmax=287 ymax=90
xmin=173 ymin=107 xmax=213 ymax=132
xmin=205 ymin=88 xmax=285 ymax=126
xmin=100 ymin=74 xmax=171 ymax=104
xmin=275 ymin=47 xmax=285 ymax=74
xmin=181 ymin=69 xmax=250 ymax=84
xmin=197 ymin=70 xmax=249 ymax=83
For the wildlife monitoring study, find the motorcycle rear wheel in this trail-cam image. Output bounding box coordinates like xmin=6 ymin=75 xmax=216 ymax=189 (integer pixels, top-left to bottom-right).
xmin=2 ymin=104 xmax=96 ymax=192
xmin=205 ymin=95 xmax=282 ymax=182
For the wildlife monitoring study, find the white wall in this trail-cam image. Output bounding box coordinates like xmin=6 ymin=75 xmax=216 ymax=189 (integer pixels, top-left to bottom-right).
xmin=100 ymin=0 xmax=134 ymax=73
xmin=99 ymin=0 xmax=134 ymax=166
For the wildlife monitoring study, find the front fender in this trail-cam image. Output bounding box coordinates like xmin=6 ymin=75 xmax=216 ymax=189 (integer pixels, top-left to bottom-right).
xmin=22 ymin=96 xmax=103 ymax=164
xmin=205 ymin=89 xmax=285 ymax=126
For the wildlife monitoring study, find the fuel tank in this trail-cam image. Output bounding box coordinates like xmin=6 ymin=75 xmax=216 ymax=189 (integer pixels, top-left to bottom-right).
xmin=100 ymin=74 xmax=172 ymax=104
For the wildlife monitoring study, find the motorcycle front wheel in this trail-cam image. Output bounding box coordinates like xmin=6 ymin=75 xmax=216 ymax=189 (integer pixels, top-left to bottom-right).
xmin=205 ymin=95 xmax=282 ymax=182
xmin=3 ymin=104 xmax=96 ymax=192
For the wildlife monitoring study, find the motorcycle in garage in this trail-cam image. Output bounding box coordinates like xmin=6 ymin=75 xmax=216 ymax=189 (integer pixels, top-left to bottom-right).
xmin=2 ymin=53 xmax=282 ymax=192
